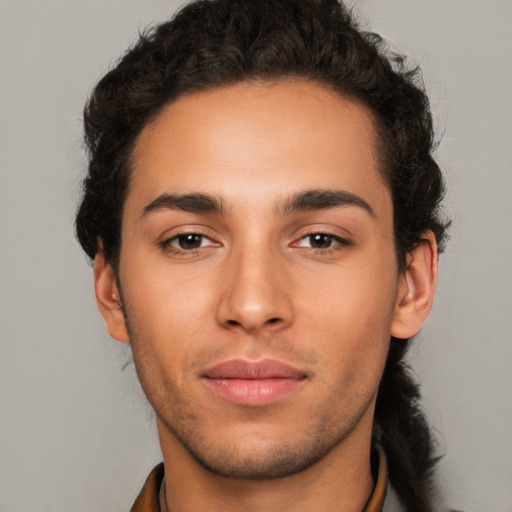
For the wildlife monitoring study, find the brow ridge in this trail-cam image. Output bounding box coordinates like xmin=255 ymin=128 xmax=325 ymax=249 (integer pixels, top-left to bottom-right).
xmin=142 ymin=193 xmax=223 ymax=216
xmin=141 ymin=189 xmax=374 ymax=218
xmin=281 ymin=189 xmax=375 ymax=217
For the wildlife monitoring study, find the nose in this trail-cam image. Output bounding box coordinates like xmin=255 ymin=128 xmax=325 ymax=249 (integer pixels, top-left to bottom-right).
xmin=216 ymin=245 xmax=293 ymax=334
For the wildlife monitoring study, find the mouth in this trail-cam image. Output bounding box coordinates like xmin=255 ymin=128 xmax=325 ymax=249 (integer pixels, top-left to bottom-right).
xmin=201 ymin=358 xmax=308 ymax=406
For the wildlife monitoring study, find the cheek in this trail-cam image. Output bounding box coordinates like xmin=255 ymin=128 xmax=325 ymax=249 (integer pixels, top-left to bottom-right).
xmin=120 ymin=262 xmax=216 ymax=358
xmin=301 ymin=259 xmax=396 ymax=328
xmin=295 ymin=252 xmax=397 ymax=368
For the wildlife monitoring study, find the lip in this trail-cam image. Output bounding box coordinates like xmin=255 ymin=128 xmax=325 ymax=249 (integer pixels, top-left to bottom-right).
xmin=201 ymin=358 xmax=307 ymax=406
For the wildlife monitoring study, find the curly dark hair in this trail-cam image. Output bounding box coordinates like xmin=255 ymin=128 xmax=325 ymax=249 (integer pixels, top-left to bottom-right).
xmin=75 ymin=0 xmax=449 ymax=509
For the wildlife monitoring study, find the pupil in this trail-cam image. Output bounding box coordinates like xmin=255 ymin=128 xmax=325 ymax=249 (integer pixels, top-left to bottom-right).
xmin=178 ymin=234 xmax=202 ymax=249
xmin=310 ymin=234 xmax=332 ymax=248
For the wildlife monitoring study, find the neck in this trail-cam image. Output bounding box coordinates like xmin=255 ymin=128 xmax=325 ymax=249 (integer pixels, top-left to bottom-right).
xmin=156 ymin=416 xmax=375 ymax=512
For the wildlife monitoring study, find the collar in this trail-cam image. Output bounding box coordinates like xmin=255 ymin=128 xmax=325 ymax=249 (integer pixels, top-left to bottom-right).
xmin=364 ymin=444 xmax=388 ymax=512
xmin=129 ymin=462 xmax=163 ymax=512
xmin=130 ymin=446 xmax=388 ymax=512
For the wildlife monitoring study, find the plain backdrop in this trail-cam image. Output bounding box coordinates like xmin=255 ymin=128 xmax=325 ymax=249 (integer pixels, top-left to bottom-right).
xmin=0 ymin=1 xmax=511 ymax=511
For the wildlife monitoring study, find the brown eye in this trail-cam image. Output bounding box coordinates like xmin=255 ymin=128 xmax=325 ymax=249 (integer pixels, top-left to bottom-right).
xmin=308 ymin=233 xmax=334 ymax=249
xmin=174 ymin=234 xmax=205 ymax=250
xmin=159 ymin=231 xmax=221 ymax=255
xmin=294 ymin=232 xmax=350 ymax=251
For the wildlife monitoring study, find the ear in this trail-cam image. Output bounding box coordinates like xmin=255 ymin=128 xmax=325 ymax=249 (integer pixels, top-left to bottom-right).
xmin=94 ymin=251 xmax=130 ymax=343
xmin=391 ymin=231 xmax=438 ymax=339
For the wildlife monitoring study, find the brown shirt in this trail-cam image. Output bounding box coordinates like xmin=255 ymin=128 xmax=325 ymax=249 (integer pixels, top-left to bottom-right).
xmin=130 ymin=445 xmax=388 ymax=512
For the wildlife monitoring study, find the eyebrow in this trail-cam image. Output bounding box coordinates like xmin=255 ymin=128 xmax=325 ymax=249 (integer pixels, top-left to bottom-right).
xmin=142 ymin=193 xmax=224 ymax=217
xmin=280 ymin=189 xmax=375 ymax=217
xmin=141 ymin=189 xmax=374 ymax=219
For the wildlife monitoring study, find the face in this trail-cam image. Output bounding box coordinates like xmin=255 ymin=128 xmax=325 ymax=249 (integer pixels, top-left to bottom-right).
xmin=107 ymin=81 xmax=408 ymax=479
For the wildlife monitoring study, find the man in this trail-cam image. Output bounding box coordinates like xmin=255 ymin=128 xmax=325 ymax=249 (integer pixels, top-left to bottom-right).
xmin=75 ymin=0 xmax=450 ymax=510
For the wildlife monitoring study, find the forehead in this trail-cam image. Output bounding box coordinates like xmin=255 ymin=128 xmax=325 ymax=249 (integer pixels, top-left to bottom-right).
xmin=129 ymin=80 xmax=390 ymax=216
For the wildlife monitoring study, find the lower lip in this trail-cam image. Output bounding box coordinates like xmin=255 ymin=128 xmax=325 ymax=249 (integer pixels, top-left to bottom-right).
xmin=202 ymin=377 xmax=306 ymax=406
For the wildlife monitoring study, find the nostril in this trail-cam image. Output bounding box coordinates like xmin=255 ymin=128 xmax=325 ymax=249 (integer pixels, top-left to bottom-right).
xmin=226 ymin=319 xmax=241 ymax=327
xmin=267 ymin=318 xmax=280 ymax=324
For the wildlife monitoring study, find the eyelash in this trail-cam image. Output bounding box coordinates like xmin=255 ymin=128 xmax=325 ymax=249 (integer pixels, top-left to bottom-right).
xmin=292 ymin=232 xmax=352 ymax=253
xmin=158 ymin=231 xmax=351 ymax=256
xmin=159 ymin=233 xmax=218 ymax=254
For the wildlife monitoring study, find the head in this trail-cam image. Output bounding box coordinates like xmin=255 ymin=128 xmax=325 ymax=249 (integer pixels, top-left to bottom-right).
xmin=76 ymin=0 xmax=448 ymax=510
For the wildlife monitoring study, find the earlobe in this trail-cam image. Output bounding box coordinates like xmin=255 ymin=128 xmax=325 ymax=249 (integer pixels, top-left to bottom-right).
xmin=94 ymin=251 xmax=130 ymax=343
xmin=391 ymin=231 xmax=438 ymax=340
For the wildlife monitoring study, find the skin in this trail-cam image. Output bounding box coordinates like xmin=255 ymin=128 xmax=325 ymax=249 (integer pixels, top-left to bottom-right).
xmin=95 ymin=81 xmax=437 ymax=512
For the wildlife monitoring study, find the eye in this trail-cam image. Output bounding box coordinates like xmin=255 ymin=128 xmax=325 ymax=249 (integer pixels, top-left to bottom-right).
xmin=162 ymin=233 xmax=215 ymax=251
xmin=295 ymin=233 xmax=350 ymax=250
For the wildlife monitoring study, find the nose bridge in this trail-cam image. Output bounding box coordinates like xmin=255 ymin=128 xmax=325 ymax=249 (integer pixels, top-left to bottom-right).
xmin=216 ymin=236 xmax=292 ymax=333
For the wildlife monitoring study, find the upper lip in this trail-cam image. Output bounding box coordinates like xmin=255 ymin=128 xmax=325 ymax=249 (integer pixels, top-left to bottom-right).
xmin=202 ymin=358 xmax=307 ymax=380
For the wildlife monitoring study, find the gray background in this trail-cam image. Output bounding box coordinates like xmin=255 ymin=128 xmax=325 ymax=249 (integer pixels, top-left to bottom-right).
xmin=0 ymin=1 xmax=511 ymax=511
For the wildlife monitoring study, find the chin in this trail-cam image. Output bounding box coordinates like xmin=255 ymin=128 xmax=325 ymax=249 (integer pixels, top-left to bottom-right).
xmin=184 ymin=440 xmax=332 ymax=480
xmin=160 ymin=411 xmax=360 ymax=480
